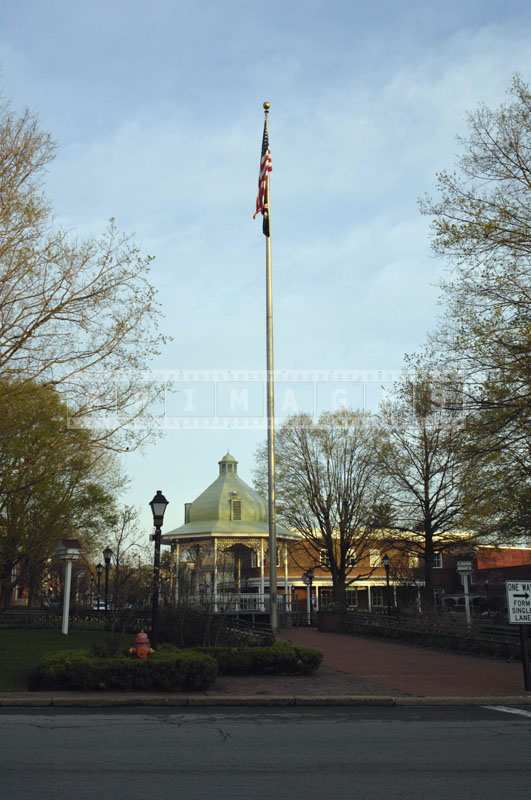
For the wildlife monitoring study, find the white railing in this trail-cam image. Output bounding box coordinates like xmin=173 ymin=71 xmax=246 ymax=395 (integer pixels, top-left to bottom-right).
xmin=188 ymin=593 xmax=291 ymax=613
xmin=218 ymin=594 xmax=266 ymax=611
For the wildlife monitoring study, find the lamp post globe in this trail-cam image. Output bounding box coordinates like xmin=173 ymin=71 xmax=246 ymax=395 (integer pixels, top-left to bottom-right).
xmin=149 ymin=490 xmax=169 ymax=647
xmin=149 ymin=490 xmax=169 ymax=527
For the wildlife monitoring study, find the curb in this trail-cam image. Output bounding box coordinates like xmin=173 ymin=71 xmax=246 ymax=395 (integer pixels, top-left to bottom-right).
xmin=0 ymin=694 xmax=530 ymax=708
xmin=393 ymin=695 xmax=531 ymax=706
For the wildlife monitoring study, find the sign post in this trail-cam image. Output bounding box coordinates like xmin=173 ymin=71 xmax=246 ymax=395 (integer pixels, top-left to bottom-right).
xmin=506 ymin=581 xmax=531 ymax=692
xmin=457 ymin=561 xmax=473 ymax=627
xmin=56 ymin=539 xmax=82 ymax=636
xmin=302 ymin=569 xmax=314 ymax=627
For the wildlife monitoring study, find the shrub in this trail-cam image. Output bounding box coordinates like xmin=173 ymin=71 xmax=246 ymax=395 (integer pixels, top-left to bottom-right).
xmin=197 ymin=643 xmax=322 ymax=675
xmin=28 ymin=648 xmax=217 ymax=692
xmin=90 ymin=637 xmax=129 ymax=658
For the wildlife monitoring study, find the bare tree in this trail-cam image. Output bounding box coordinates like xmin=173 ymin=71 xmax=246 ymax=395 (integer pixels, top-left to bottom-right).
xmin=378 ymin=369 xmax=481 ymax=607
xmin=255 ymin=410 xmax=387 ymax=610
xmin=0 ymin=103 xmax=168 ymax=451
xmin=105 ymin=506 xmax=149 ymax=610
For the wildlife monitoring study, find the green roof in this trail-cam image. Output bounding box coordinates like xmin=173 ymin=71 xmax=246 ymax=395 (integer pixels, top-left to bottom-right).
xmin=161 ymin=453 xmax=296 ymax=542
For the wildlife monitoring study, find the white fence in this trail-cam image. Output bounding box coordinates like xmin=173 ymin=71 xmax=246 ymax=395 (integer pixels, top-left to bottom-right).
xmin=188 ymin=593 xmax=291 ymax=613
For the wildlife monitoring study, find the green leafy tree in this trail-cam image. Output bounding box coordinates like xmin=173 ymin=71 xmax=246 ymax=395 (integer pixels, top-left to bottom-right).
xmin=419 ymin=74 xmax=531 ymax=541
xmin=0 ymin=380 xmax=119 ymax=606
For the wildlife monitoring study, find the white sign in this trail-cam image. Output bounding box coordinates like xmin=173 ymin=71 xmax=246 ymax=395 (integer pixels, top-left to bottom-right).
xmin=457 ymin=560 xmax=473 ymax=573
xmin=506 ymin=581 xmax=531 ymax=625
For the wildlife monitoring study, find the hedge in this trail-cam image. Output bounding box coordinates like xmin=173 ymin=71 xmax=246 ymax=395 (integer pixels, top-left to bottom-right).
xmin=196 ymin=643 xmax=323 ymax=675
xmin=28 ymin=648 xmax=217 ymax=692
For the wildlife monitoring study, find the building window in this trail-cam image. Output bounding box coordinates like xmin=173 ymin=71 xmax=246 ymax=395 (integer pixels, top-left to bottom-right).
xmin=432 ymin=552 xmax=443 ymax=569
xmin=346 ymin=552 xmax=357 ymax=568
xmin=251 ymin=549 xmax=261 ymax=568
xmin=320 ymin=549 xmax=331 ymax=568
xmin=346 ymin=589 xmax=358 ymax=608
xmin=369 ymin=550 xmax=380 ymax=568
xmin=409 ymin=553 xmax=419 ymax=568
xmin=231 ymin=500 xmax=241 ymax=520
xmin=371 ymin=587 xmax=384 ymax=607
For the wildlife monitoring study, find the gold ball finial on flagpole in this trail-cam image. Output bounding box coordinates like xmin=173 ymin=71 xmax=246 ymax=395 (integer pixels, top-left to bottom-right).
xmin=263 ymin=101 xmax=271 ymax=111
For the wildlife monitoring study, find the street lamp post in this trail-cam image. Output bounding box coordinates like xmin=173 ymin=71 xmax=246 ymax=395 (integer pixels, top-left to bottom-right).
xmin=103 ymin=546 xmax=113 ymax=613
xmin=149 ymin=490 xmax=169 ymax=647
xmin=383 ymin=554 xmax=391 ymax=616
xmin=56 ymin=540 xmax=82 ymax=635
xmin=96 ymin=563 xmax=103 ymax=610
xmin=302 ymin=568 xmax=314 ymax=627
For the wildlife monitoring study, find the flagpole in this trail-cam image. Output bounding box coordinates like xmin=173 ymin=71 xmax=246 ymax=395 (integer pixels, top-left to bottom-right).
xmin=263 ymin=100 xmax=278 ymax=633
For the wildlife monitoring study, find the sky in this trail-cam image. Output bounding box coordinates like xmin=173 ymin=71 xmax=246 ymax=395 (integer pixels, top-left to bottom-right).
xmin=1 ymin=0 xmax=530 ymax=536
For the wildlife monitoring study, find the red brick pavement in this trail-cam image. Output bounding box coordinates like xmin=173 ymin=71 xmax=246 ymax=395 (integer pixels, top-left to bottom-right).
xmin=279 ymin=627 xmax=527 ymax=697
xmin=3 ymin=629 xmax=526 ymax=702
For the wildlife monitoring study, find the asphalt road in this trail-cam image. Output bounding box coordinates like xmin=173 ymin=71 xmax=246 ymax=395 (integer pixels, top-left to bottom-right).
xmin=1 ymin=706 xmax=531 ymax=800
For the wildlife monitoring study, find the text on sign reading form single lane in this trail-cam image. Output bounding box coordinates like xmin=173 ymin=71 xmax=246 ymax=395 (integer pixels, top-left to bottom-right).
xmin=506 ymin=582 xmax=531 ymax=624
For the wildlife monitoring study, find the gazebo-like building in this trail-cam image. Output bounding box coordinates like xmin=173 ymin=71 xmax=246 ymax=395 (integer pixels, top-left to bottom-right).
xmin=162 ymin=453 xmax=298 ymax=612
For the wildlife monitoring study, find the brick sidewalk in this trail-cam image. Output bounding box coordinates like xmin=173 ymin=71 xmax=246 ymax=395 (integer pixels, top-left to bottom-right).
xmin=1 ymin=628 xmax=527 ymax=703
xmin=280 ymin=627 xmax=527 ymax=697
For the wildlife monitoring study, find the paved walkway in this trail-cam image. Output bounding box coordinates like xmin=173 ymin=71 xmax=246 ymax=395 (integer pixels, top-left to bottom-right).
xmin=280 ymin=627 xmax=527 ymax=697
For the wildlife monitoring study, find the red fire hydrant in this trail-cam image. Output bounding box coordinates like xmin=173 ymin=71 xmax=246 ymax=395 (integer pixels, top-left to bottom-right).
xmin=129 ymin=631 xmax=154 ymax=660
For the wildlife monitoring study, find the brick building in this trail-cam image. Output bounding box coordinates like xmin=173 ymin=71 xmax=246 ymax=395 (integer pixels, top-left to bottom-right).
xmin=162 ymin=452 xmax=531 ymax=615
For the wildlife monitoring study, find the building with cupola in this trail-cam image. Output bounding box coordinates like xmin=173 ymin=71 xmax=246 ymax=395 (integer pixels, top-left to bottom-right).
xmin=161 ymin=452 xmax=413 ymax=614
xmin=161 ymin=452 xmax=531 ymax=617
xmin=161 ymin=453 xmax=298 ymax=612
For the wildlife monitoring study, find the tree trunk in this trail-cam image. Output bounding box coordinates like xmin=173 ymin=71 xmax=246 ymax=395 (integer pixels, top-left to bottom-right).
xmin=332 ymin=573 xmax=347 ymax=611
xmin=423 ymin=531 xmax=434 ymax=612
xmin=27 ymin=560 xmax=44 ymax=608
xmin=0 ymin=561 xmax=15 ymax=609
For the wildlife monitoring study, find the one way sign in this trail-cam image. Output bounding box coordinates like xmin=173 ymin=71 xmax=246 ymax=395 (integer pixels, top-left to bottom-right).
xmin=506 ymin=581 xmax=531 ymax=625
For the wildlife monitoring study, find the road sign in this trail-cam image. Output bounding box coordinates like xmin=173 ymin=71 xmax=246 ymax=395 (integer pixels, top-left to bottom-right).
xmin=506 ymin=581 xmax=531 ymax=625
xmin=456 ymin=560 xmax=473 ymax=573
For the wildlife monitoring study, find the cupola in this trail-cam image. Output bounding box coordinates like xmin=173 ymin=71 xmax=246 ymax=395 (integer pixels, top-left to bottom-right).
xmin=219 ymin=452 xmax=238 ymax=476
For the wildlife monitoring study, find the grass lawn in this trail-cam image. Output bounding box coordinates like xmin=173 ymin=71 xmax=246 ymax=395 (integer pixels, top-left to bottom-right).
xmin=0 ymin=628 xmax=130 ymax=691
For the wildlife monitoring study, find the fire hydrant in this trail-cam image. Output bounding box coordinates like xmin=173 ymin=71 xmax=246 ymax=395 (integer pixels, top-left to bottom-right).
xmin=129 ymin=631 xmax=154 ymax=659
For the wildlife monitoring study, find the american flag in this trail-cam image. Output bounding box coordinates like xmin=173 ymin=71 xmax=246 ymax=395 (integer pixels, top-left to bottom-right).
xmin=253 ymin=115 xmax=272 ymax=236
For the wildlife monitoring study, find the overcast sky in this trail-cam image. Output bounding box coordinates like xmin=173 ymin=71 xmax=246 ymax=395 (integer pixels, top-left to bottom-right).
xmin=1 ymin=1 xmax=530 ymax=535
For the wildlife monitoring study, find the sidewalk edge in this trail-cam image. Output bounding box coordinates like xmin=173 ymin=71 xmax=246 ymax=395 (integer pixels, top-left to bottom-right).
xmin=0 ymin=694 xmax=530 ymax=708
